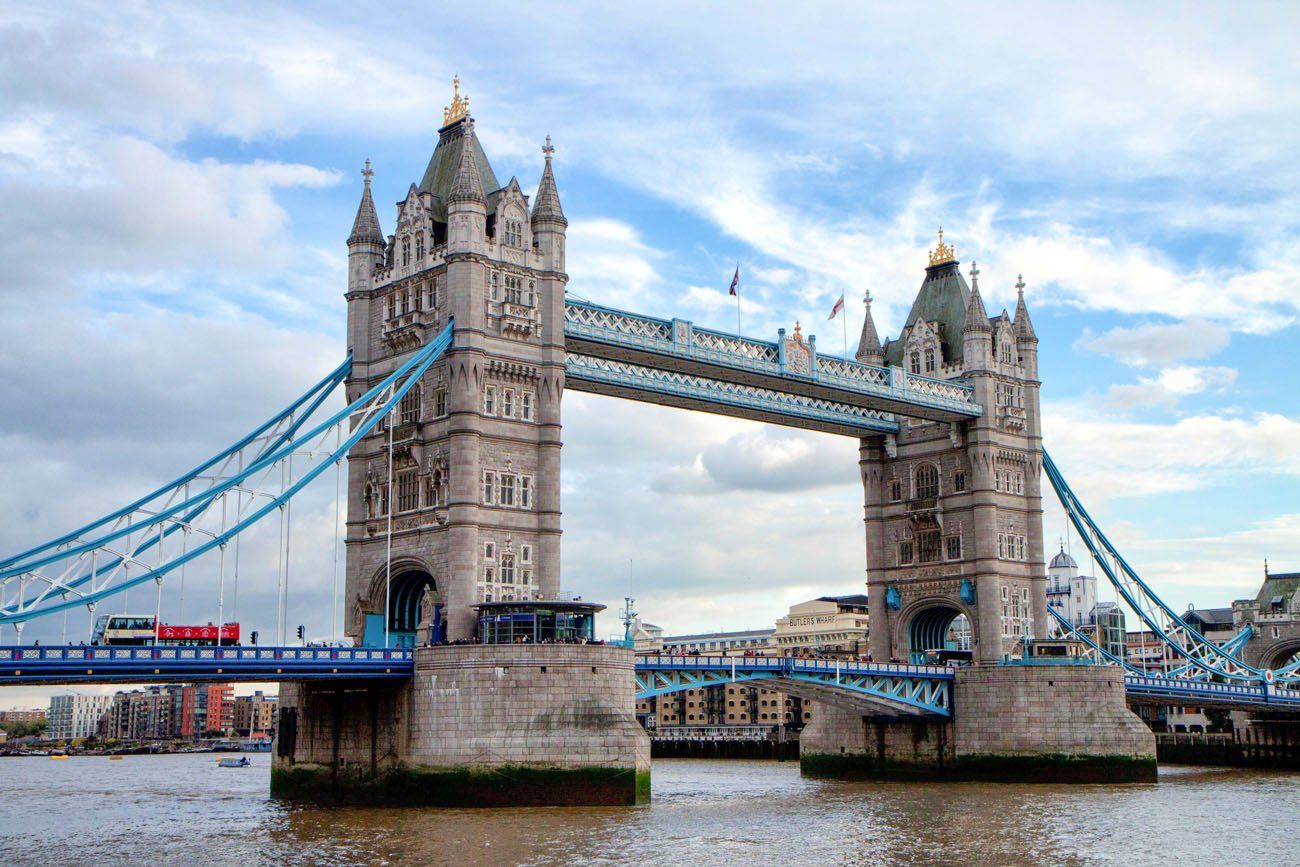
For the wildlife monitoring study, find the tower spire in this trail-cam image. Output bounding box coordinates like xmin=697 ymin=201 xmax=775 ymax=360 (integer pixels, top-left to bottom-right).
xmin=963 ymin=261 xmax=992 ymax=333
xmin=348 ymin=158 xmax=384 ymax=246
xmin=448 ymin=120 xmax=486 ymax=205
xmin=855 ymin=290 xmax=884 ymax=364
xmin=531 ymin=134 xmax=566 ymax=225
xmin=1013 ymin=274 xmax=1038 ymax=342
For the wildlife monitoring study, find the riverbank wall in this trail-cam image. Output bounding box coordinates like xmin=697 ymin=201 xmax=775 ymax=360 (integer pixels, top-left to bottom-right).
xmin=1158 ymin=721 xmax=1300 ymax=769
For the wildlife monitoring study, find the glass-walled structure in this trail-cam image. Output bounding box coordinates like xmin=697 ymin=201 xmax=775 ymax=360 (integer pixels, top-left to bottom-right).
xmin=474 ymin=600 xmax=605 ymax=645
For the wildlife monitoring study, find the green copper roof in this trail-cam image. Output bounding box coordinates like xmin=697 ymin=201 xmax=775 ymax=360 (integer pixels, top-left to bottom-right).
xmin=884 ymin=261 xmax=972 ymax=366
xmin=418 ymin=119 xmax=502 ymax=221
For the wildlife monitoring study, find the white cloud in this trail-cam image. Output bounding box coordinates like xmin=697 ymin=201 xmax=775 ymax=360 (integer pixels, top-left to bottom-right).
xmin=564 ymin=218 xmax=665 ymax=310
xmin=0 ymin=127 xmax=339 ymax=296
xmin=1107 ymin=365 xmax=1238 ymax=409
xmin=652 ymin=428 xmax=857 ymax=495
xmin=1076 ymin=319 xmax=1230 ymax=367
xmin=1044 ymin=408 xmax=1300 ymax=501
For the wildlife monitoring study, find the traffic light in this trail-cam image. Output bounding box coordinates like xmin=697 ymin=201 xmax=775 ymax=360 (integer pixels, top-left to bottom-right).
xmin=296 ymin=624 xmax=305 ymax=641
xmin=250 ymin=630 xmax=259 ymax=646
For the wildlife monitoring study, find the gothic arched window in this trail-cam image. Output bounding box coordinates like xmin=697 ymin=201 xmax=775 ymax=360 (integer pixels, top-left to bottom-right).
xmin=415 ymin=231 xmax=424 ymax=260
xmin=500 ymin=556 xmax=516 ymax=584
xmin=915 ymin=464 xmax=939 ymax=499
xmin=402 ymin=236 xmax=411 ymax=267
xmin=910 ymin=352 xmax=921 ymax=375
xmin=924 ymin=348 xmax=935 ymax=373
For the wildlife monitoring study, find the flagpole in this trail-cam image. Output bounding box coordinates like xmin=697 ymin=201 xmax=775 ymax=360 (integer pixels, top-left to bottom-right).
xmin=735 ymin=264 xmax=742 ymax=337
xmin=842 ymin=292 xmax=849 ymax=359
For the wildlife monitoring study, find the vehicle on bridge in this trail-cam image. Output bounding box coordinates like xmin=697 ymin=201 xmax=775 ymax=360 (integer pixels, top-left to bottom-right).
xmin=922 ymin=648 xmax=973 ymax=667
xmin=92 ymin=615 xmax=240 ymax=647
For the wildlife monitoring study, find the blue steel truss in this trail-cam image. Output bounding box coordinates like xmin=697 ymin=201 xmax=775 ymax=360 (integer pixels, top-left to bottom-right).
xmin=563 ymin=298 xmax=981 ymax=425
xmin=1048 ymin=605 xmax=1256 ymax=682
xmin=1042 ymin=450 xmax=1286 ymax=684
xmin=0 ymin=321 xmax=455 ymax=626
xmin=634 ymin=655 xmax=954 ymax=717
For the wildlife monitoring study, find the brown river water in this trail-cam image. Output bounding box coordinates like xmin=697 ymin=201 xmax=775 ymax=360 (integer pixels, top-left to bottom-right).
xmin=0 ymin=754 xmax=1296 ymax=865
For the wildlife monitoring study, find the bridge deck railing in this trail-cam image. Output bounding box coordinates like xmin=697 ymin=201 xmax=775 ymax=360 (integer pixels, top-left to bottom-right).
xmin=1124 ymin=673 xmax=1300 ymax=707
xmin=0 ymin=645 xmax=413 ymax=664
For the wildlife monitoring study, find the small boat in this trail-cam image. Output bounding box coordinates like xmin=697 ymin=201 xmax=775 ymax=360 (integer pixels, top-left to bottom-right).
xmin=50 ymin=754 xmax=69 ymax=760
xmin=108 ymin=755 xmax=124 ymax=761
xmin=217 ymin=756 xmax=251 ymax=768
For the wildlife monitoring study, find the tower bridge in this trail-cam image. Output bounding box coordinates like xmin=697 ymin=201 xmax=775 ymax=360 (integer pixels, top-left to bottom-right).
xmin=3 ymin=83 xmax=1297 ymax=805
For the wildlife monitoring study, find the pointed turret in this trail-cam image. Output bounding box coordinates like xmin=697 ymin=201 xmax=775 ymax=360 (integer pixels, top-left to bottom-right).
xmin=855 ymin=291 xmax=884 ymax=365
xmin=448 ymin=121 xmax=487 ymax=206
xmin=1013 ymin=274 xmax=1038 ymax=343
xmin=962 ymin=261 xmax=992 ymax=333
xmin=531 ymin=135 xmax=568 ymax=273
xmin=961 ymin=261 xmax=993 ymax=373
xmin=345 ymin=159 xmax=385 ymax=370
xmin=531 ymin=135 xmax=567 ymax=226
xmin=348 ymin=159 xmax=384 ymax=246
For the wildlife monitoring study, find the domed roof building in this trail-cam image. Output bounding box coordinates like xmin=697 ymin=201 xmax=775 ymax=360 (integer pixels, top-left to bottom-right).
xmin=1049 ymin=548 xmax=1078 ymax=571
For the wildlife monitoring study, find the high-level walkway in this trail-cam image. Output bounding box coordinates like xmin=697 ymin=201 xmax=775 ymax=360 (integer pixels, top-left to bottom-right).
xmin=563 ymin=299 xmax=981 ymax=436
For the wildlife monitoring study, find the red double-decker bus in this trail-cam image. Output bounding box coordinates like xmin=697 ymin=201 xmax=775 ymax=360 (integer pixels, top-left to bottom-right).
xmin=92 ymin=615 xmax=241 ymax=646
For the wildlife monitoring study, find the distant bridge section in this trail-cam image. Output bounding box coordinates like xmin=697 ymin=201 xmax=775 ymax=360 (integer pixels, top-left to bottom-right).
xmin=563 ymin=299 xmax=982 ymax=434
xmin=634 ymin=654 xmax=955 ymax=717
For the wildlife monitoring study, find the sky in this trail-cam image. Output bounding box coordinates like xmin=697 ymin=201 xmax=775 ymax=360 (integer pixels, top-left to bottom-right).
xmin=2 ymin=2 xmax=1299 ymax=708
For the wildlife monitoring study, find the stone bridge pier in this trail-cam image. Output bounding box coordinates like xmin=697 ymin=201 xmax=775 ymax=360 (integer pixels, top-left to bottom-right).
xmin=272 ymin=645 xmax=650 ymax=806
xmin=801 ymin=665 xmax=1156 ymax=782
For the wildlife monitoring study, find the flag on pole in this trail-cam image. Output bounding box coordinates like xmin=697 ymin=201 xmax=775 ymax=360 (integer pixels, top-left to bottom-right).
xmin=728 ymin=266 xmax=740 ymax=296
xmin=828 ymin=292 xmax=845 ymax=320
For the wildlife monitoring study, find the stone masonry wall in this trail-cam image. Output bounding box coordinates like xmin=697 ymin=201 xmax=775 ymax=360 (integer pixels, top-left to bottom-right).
xmin=409 ymin=643 xmax=649 ymax=773
xmin=273 ymin=644 xmax=650 ymax=805
xmin=953 ymin=665 xmax=1154 ymax=761
xmin=274 ymin=679 xmax=411 ymax=774
xmin=802 ymin=664 xmax=1157 ymax=782
xmin=800 ymin=703 xmax=954 ymax=777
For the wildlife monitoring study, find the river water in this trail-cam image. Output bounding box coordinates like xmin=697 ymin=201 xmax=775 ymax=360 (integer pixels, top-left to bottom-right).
xmin=1 ymin=755 xmax=1297 ymax=865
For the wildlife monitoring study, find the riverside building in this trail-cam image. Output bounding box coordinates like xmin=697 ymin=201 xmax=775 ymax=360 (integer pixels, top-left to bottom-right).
xmin=47 ymin=694 xmax=114 ymax=741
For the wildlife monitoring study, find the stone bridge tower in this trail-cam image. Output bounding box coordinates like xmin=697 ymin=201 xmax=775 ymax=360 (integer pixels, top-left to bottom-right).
xmin=861 ymin=231 xmax=1046 ymax=664
xmin=342 ymin=82 xmax=567 ymax=645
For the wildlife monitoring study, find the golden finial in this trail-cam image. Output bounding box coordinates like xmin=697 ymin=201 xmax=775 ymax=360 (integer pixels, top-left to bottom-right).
xmin=928 ymin=226 xmax=956 ymax=266
xmin=792 ymin=321 xmax=803 ymax=343
xmin=443 ymin=75 xmax=471 ymax=126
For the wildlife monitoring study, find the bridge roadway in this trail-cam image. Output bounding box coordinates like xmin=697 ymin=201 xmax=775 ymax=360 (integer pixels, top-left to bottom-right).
xmin=6 ymin=646 xmax=1300 ymax=716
